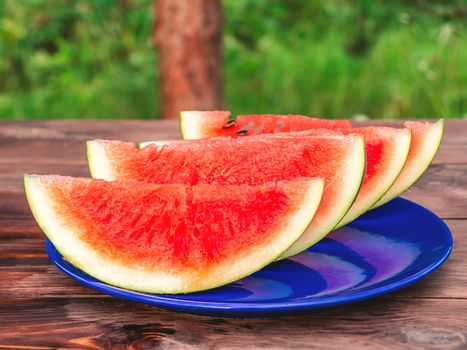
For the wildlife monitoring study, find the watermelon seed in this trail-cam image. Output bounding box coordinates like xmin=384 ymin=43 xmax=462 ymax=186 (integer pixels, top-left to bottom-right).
xmin=254 ymin=121 xmax=265 ymax=134
xmin=237 ymin=122 xmax=254 ymax=136
xmin=274 ymin=123 xmax=283 ymax=133
xmin=222 ymin=120 xmax=237 ymax=129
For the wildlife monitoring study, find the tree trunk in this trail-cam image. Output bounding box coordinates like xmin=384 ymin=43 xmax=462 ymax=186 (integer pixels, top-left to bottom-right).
xmin=153 ymin=0 xmax=223 ymax=120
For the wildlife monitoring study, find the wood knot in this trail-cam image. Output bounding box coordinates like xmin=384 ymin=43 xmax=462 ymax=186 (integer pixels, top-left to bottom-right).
xmin=71 ymin=323 xmax=176 ymax=348
xmin=401 ymin=325 xmax=465 ymax=347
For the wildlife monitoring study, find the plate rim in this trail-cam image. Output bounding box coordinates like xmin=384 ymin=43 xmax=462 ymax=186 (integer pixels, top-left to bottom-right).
xmin=46 ymin=198 xmax=453 ymax=315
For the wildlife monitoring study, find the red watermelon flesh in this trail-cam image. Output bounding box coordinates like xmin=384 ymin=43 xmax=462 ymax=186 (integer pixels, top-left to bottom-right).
xmin=337 ymin=127 xmax=411 ymax=226
xmin=165 ymin=122 xmax=411 ymax=227
xmin=291 ymin=127 xmax=411 ymax=226
xmin=87 ymin=134 xmax=365 ymax=259
xmin=24 ymin=175 xmax=324 ymax=293
xmin=181 ymin=111 xmax=443 ymax=212
xmin=180 ymin=111 xmax=351 ymax=139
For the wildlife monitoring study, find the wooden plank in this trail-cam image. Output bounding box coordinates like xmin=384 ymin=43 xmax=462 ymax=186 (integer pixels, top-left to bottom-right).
xmin=400 ymin=164 xmax=467 ymax=219
xmin=0 ymin=120 xmax=180 ymax=145
xmin=0 ymin=119 xmax=180 ymax=136
xmin=0 ymin=137 xmax=462 ymax=165
xmin=0 ymin=220 xmax=463 ymax=300
xmin=0 ymin=297 xmax=466 ymax=349
xmin=0 ymin=120 xmax=466 ymax=349
xmin=3 ymin=164 xmax=464 ymax=220
xmin=1 ymin=118 xmax=465 ymax=137
xmin=1 ymin=118 xmax=466 ymax=220
xmin=1 ymin=120 xmax=466 ymax=164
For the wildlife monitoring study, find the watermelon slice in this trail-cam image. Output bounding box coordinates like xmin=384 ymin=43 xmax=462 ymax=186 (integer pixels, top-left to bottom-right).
xmin=87 ymin=134 xmax=366 ymax=259
xmin=142 ymin=126 xmax=411 ymax=228
xmin=180 ymin=111 xmax=351 ymax=139
xmin=372 ymin=120 xmax=444 ymax=208
xmin=335 ymin=127 xmax=411 ymax=226
xmin=181 ymin=111 xmax=417 ymax=225
xmin=281 ymin=127 xmax=411 ymax=227
xmin=24 ymin=175 xmax=324 ymax=294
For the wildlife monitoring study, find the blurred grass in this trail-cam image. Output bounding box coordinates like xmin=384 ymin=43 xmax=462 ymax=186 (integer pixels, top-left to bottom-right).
xmin=0 ymin=0 xmax=157 ymax=119
xmin=0 ymin=0 xmax=465 ymax=119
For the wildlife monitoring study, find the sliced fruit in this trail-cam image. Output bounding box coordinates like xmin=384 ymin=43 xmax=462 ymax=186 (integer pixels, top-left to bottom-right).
xmin=25 ymin=174 xmax=324 ymax=294
xmin=372 ymin=119 xmax=444 ymax=208
xmin=335 ymin=127 xmax=411 ymax=227
xmin=87 ymin=134 xmax=365 ymax=258
xmin=180 ymin=110 xmax=351 ymax=139
xmin=180 ymin=111 xmax=441 ymax=222
xmin=286 ymin=127 xmax=411 ymax=227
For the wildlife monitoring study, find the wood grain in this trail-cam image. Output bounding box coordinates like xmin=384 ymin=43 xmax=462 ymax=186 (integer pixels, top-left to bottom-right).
xmin=0 ymin=219 xmax=463 ymax=300
xmin=0 ymin=297 xmax=466 ymax=349
xmin=0 ymin=119 xmax=465 ymax=349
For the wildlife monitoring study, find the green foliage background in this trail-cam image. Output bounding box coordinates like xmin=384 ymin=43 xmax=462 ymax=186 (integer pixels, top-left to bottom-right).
xmin=0 ymin=0 xmax=465 ymax=119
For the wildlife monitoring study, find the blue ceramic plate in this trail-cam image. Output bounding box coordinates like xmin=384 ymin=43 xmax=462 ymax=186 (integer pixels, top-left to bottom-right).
xmin=47 ymin=198 xmax=452 ymax=316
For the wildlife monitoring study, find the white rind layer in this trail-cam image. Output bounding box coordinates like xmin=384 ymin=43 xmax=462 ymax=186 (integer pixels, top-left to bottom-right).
xmin=180 ymin=111 xmax=219 ymax=139
xmin=335 ymin=128 xmax=412 ymax=228
xmin=371 ymin=119 xmax=444 ymax=209
xmin=24 ymin=175 xmax=324 ymax=294
xmin=86 ymin=140 xmax=116 ymax=180
xmin=278 ymin=136 xmax=366 ymax=259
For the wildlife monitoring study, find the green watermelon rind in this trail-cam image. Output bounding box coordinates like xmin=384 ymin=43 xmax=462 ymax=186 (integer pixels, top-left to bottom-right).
xmin=24 ymin=174 xmax=325 ymax=294
xmin=334 ymin=128 xmax=412 ymax=229
xmin=371 ymin=119 xmax=444 ymax=209
xmin=277 ymin=135 xmax=366 ymax=259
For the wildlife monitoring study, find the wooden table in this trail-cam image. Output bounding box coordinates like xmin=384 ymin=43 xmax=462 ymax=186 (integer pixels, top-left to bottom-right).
xmin=0 ymin=120 xmax=465 ymax=349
